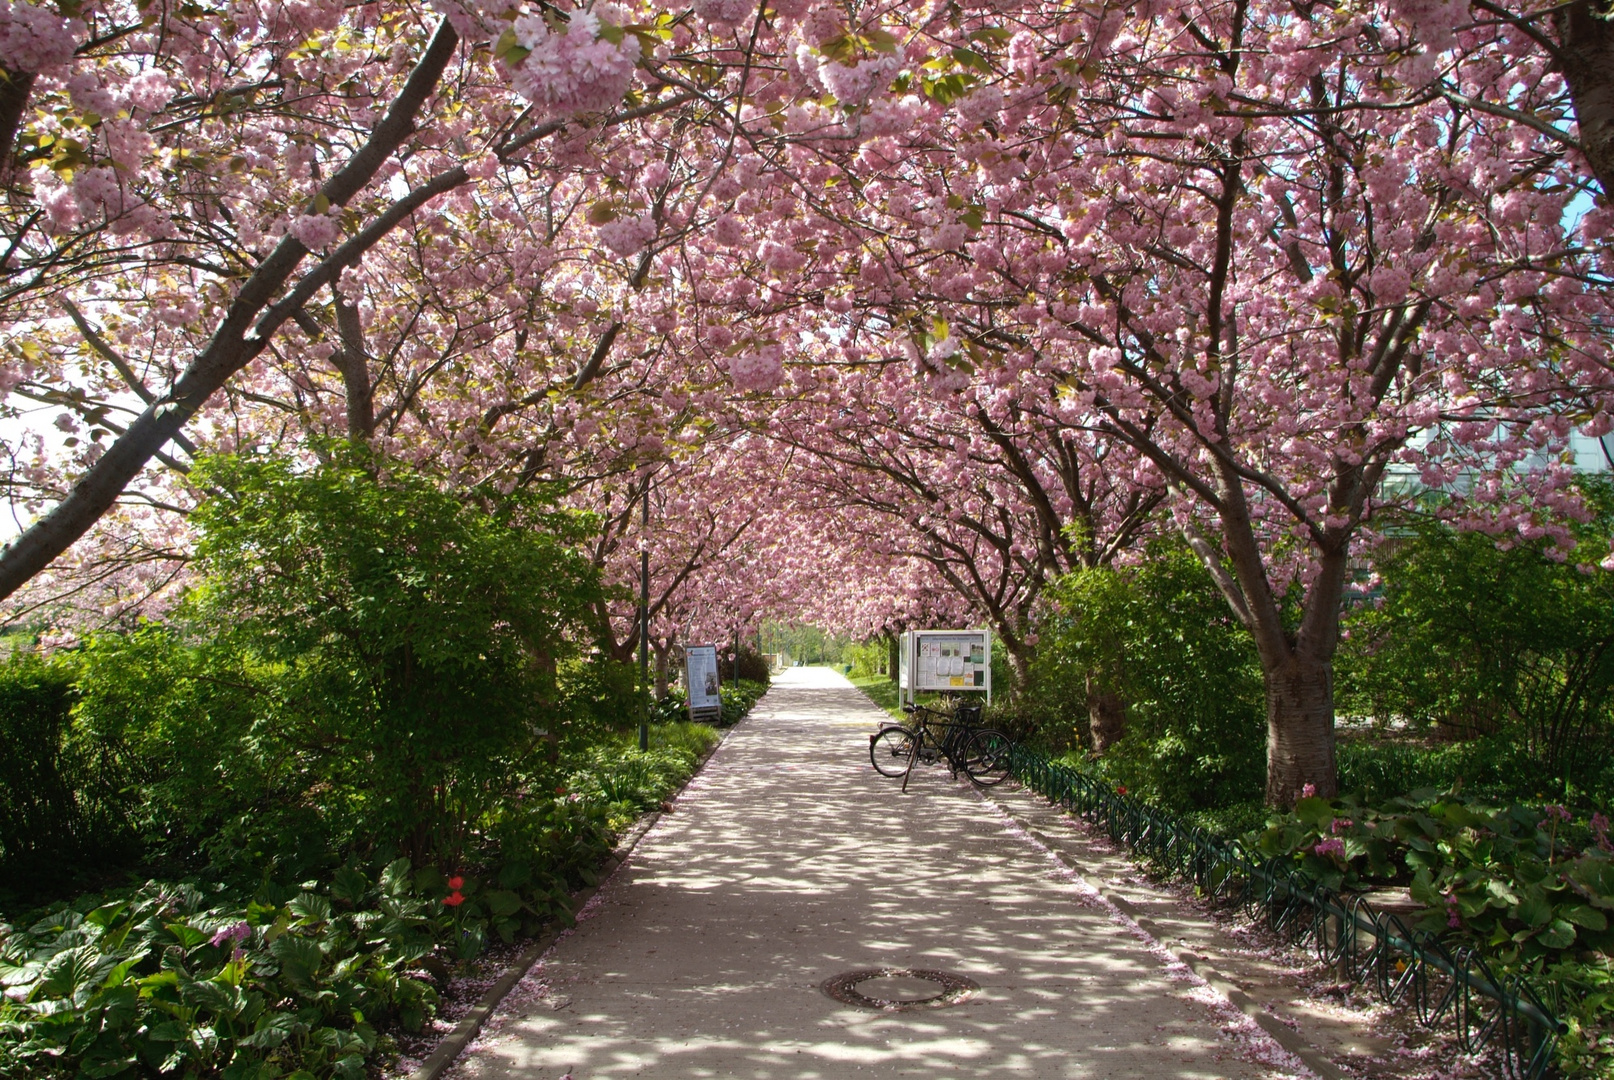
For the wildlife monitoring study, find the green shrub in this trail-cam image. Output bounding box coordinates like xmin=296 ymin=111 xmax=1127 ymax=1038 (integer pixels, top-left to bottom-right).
xmin=1338 ymin=489 xmax=1614 ymax=797
xmin=0 ymin=653 xmax=139 ymax=899
xmin=176 ymin=446 xmax=601 ymax=872
xmin=1028 ymin=542 xmax=1266 ymax=812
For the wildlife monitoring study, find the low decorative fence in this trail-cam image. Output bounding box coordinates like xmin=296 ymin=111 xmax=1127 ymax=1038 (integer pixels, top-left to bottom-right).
xmin=1004 ymin=744 xmax=1566 ymax=1080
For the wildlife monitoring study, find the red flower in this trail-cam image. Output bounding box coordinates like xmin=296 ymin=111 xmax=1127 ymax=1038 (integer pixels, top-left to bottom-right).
xmin=446 ymin=876 xmax=464 ymax=890
xmin=444 ymin=891 xmax=465 ymax=907
xmin=1116 ymin=785 xmax=1128 ymax=796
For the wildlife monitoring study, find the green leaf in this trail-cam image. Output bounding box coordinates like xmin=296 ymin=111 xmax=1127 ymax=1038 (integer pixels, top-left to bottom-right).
xmin=1515 ymin=892 xmax=1553 ymax=928
xmin=1539 ymin=918 xmax=1578 ymax=949
xmin=165 ymin=923 xmax=209 ymax=950
xmin=330 ymin=866 xmax=370 ymax=905
xmin=484 ymin=890 xmax=523 ymax=918
xmin=864 ymin=27 xmax=900 ymax=52
xmin=380 ymin=858 xmax=413 ymax=897
xmin=1564 ymin=904 xmax=1608 ymax=931
xmin=269 ymin=934 xmax=324 ymax=988
xmin=36 ymin=945 xmax=120 ymax=1007
xmin=288 ymin=892 xmax=332 ymax=925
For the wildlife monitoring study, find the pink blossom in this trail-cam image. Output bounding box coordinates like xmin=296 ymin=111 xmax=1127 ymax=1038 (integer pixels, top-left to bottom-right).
xmin=0 ymin=0 xmax=75 ymax=73
xmin=209 ymin=921 xmax=251 ymax=947
xmin=508 ymin=4 xmax=641 ymax=117
xmin=289 ymin=212 xmax=341 ymax=250
xmin=728 ymin=345 xmax=785 ymax=393
xmin=1312 ymin=837 xmax=1345 ymax=860
xmin=597 ymin=214 xmax=655 ymax=257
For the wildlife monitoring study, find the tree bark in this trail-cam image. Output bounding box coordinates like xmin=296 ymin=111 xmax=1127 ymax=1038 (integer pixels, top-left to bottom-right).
xmin=887 ymin=632 xmax=900 ymax=684
xmin=0 ymin=67 xmax=35 ymax=172
xmin=1263 ymin=652 xmax=1338 ymax=805
xmin=653 ymin=640 xmax=669 ymax=699
xmin=333 ymin=293 xmax=375 ymax=440
xmin=1086 ymin=674 xmax=1127 ymax=754
xmin=1556 ymin=1 xmax=1614 ymax=197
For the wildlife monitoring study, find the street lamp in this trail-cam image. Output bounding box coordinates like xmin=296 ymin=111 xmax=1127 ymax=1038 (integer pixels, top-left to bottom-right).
xmin=638 ymin=480 xmax=649 ymax=752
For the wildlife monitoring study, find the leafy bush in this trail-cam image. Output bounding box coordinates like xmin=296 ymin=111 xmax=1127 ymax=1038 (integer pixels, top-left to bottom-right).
xmin=1027 ymin=543 xmax=1266 ymax=811
xmin=0 ymin=716 xmax=717 ymax=1080
xmin=1339 ymin=491 xmax=1614 ymax=796
xmin=0 ymin=653 xmax=139 ymax=900
xmin=719 ymin=680 xmax=767 ymax=726
xmin=1252 ymin=791 xmax=1614 ymax=962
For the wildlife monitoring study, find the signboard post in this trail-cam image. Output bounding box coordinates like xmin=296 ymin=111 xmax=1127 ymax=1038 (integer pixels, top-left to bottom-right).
xmin=684 ymin=644 xmax=723 ymax=724
xmin=898 ymin=629 xmax=992 ymax=707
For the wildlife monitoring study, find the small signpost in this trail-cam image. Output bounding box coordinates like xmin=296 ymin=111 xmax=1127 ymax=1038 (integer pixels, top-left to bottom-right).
xmin=898 ymin=629 xmax=992 ymax=707
xmin=684 ymin=644 xmax=723 ymax=723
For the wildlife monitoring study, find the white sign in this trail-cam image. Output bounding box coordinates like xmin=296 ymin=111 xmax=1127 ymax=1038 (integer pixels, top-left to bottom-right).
xmin=685 ymin=644 xmax=722 ymax=717
xmin=899 ymin=629 xmax=991 ymax=705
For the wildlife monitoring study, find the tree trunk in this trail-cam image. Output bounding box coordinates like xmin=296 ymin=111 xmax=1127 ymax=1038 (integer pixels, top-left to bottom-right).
xmin=653 ymin=641 xmax=669 ymax=699
xmin=0 ymin=67 xmax=35 ymax=173
xmin=333 ymin=292 xmax=375 ymax=440
xmin=1263 ymin=652 xmax=1338 ymax=806
xmin=887 ymin=632 xmax=900 ymax=684
xmin=1086 ymin=674 xmax=1127 ymax=754
xmin=1556 ymin=1 xmax=1614 ymax=197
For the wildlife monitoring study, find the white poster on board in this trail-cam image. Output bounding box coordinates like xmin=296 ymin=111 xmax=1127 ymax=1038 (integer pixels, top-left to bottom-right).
xmin=685 ymin=644 xmax=721 ymax=715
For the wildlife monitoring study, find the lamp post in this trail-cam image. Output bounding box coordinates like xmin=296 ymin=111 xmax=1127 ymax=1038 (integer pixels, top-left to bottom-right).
xmin=638 ymin=481 xmax=649 ymax=752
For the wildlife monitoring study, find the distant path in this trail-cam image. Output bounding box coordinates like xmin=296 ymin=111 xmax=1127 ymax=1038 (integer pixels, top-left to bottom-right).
xmin=449 ymin=668 xmax=1300 ymax=1080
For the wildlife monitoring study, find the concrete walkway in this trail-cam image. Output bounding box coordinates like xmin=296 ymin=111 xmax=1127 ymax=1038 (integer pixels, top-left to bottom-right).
xmin=450 ymin=669 xmax=1301 ymax=1080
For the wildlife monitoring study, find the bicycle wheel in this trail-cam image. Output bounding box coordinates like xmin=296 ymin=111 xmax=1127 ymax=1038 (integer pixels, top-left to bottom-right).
xmin=962 ymin=729 xmax=1013 ymax=786
xmin=870 ymin=727 xmax=919 ymax=777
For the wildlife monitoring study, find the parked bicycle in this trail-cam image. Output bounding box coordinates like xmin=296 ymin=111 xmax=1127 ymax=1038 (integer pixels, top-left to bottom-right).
xmin=869 ymin=700 xmax=1013 ymax=791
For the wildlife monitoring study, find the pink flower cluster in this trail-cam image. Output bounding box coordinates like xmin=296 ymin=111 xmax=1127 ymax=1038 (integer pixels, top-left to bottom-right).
xmin=728 ymin=344 xmax=785 ymax=393
xmin=508 ymin=4 xmax=641 ymax=117
xmin=1312 ymin=837 xmax=1345 ymax=860
xmin=0 ymin=0 xmax=74 ymax=73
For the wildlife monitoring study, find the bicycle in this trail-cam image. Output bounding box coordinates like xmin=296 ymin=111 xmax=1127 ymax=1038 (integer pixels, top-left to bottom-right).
xmin=868 ymin=700 xmax=1012 ymax=791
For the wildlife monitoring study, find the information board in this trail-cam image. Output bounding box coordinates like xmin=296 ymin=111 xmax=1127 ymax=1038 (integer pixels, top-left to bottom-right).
xmin=899 ymin=629 xmax=991 ymax=705
xmin=684 ymin=644 xmax=722 ymax=721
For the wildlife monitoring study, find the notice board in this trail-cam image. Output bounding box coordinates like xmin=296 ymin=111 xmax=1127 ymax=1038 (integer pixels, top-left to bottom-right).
xmin=899 ymin=629 xmax=991 ymax=705
xmin=685 ymin=644 xmax=722 ymax=721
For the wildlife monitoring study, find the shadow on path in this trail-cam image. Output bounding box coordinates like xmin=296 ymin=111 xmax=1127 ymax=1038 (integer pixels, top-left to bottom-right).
xmin=449 ymin=668 xmax=1297 ymax=1080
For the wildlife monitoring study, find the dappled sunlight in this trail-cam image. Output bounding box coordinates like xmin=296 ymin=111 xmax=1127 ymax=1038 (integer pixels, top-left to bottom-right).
xmin=449 ymin=669 xmax=1291 ymax=1079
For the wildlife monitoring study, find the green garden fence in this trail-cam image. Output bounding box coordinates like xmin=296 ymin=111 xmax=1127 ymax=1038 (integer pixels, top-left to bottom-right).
xmin=1003 ymin=744 xmax=1566 ymax=1079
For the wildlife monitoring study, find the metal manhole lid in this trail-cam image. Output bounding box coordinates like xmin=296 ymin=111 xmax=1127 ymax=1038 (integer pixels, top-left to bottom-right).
xmin=821 ymin=968 xmax=978 ymax=1011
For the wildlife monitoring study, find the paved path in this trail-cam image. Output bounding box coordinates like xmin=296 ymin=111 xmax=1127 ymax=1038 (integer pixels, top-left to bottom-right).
xmin=451 ymin=669 xmax=1299 ymax=1080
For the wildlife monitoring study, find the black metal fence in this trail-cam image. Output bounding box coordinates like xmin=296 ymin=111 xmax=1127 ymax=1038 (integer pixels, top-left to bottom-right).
xmin=1003 ymin=744 xmax=1566 ymax=1079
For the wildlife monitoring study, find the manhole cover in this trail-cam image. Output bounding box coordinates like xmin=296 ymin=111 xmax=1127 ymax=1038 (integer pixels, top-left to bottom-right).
xmin=821 ymin=968 xmax=978 ymax=1011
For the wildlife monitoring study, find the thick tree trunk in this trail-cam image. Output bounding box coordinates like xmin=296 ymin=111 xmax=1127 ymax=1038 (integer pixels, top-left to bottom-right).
xmin=1263 ymin=652 xmax=1338 ymax=805
xmin=1086 ymin=673 xmax=1127 ymax=754
xmin=1557 ymin=1 xmax=1614 ymax=197
xmin=653 ymin=641 xmax=669 ymax=699
xmin=887 ymin=632 xmax=900 ymax=684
